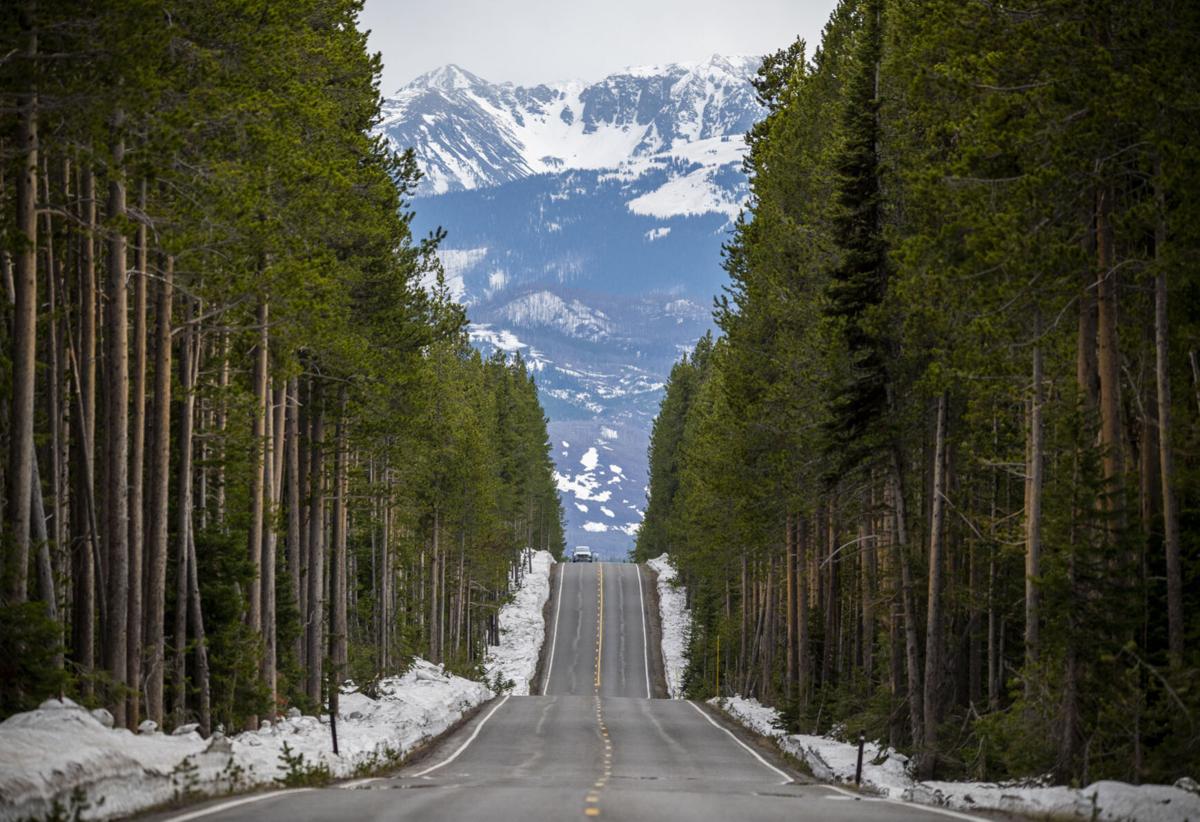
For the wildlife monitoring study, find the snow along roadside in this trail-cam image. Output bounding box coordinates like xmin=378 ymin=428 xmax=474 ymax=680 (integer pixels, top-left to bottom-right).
xmin=0 ymin=549 xmax=560 ymax=821
xmin=483 ymin=549 xmax=555 ymax=694
xmin=711 ymin=695 xmax=1200 ymax=822
xmin=647 ymin=554 xmax=690 ymax=698
xmin=0 ymin=660 xmax=491 ymax=822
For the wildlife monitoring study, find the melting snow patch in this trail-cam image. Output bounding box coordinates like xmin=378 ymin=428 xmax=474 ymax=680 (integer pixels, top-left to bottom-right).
xmin=575 ymin=503 xmax=588 ymax=512
xmin=483 ymin=549 xmax=554 ymax=695
xmin=648 ymin=554 xmax=691 ymax=698
xmin=711 ymin=695 xmax=1200 ymax=822
xmin=582 ymin=522 xmax=608 ymax=533
xmin=609 ymin=465 xmax=624 ymax=475
xmin=580 ymin=447 xmax=599 ymax=470
xmin=600 ymin=506 xmax=615 ymax=518
xmin=0 ymin=664 xmax=492 ymax=822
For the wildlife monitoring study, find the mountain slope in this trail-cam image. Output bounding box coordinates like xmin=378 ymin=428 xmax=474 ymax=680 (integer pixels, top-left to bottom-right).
xmin=385 ymin=57 xmax=763 ymax=557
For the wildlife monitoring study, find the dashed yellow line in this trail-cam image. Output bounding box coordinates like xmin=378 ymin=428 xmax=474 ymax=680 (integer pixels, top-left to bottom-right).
xmin=594 ymin=563 xmax=604 ymax=691
xmin=586 ymin=566 xmax=609 ymax=818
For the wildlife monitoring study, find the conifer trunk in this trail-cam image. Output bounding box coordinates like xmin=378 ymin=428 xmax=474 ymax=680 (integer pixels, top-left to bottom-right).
xmin=890 ymin=448 xmax=923 ymax=752
xmin=127 ymin=178 xmax=147 ymax=728
xmin=306 ymin=379 xmax=325 ymax=705
xmin=286 ymin=377 xmax=303 ymax=667
xmin=922 ymin=392 xmax=948 ymax=777
xmin=104 ymin=125 xmax=130 ymax=728
xmin=146 ymin=255 xmax=172 ymax=727
xmin=331 ymin=387 xmax=349 ymax=679
xmin=172 ymin=298 xmax=197 ymax=724
xmin=187 ymin=524 xmax=211 ymax=735
xmin=1155 ymin=257 xmax=1183 ymax=667
xmin=785 ymin=514 xmax=796 ymax=699
xmin=247 ymin=298 xmax=269 ymax=636
xmin=860 ymin=523 xmax=875 ymax=685
xmin=1025 ymin=329 xmax=1044 ymax=691
xmin=71 ymin=167 xmax=99 ymax=691
xmin=1095 ymin=187 xmax=1124 ymax=530
xmin=797 ymin=517 xmax=810 ymax=710
xmin=260 ymin=381 xmax=277 ymax=716
xmin=6 ymin=6 xmax=37 ymax=606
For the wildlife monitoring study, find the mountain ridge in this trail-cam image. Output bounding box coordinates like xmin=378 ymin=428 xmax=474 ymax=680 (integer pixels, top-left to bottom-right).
xmin=384 ymin=55 xmax=764 ymax=556
xmin=379 ymin=55 xmax=762 ymax=197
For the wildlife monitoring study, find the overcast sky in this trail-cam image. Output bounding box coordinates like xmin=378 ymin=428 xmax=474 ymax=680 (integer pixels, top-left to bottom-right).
xmin=360 ymin=0 xmax=839 ymax=93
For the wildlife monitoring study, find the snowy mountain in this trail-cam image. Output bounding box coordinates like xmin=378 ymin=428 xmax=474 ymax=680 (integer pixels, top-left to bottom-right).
xmin=379 ymin=55 xmax=761 ymax=205
xmin=384 ymin=57 xmax=764 ymax=557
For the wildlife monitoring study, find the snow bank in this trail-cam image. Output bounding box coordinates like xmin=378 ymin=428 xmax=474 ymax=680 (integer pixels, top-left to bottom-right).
xmin=483 ymin=549 xmax=554 ymax=695
xmin=648 ymin=554 xmax=690 ymax=698
xmin=712 ymin=695 xmax=1200 ymax=822
xmin=0 ymin=660 xmax=492 ymax=821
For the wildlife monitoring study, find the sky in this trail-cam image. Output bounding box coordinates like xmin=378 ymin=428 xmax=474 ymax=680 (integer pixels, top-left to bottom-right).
xmin=360 ymin=0 xmax=839 ymax=93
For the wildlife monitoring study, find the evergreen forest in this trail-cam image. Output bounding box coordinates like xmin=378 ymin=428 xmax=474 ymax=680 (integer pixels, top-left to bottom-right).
xmin=636 ymin=0 xmax=1200 ymax=785
xmin=0 ymin=0 xmax=564 ymax=736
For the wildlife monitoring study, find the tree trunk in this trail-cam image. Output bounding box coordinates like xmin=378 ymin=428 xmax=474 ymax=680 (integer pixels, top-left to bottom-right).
xmin=187 ymin=524 xmax=211 ymax=735
xmin=45 ymin=159 xmax=69 ymax=635
xmin=1155 ymin=269 xmax=1183 ymax=667
xmin=6 ymin=6 xmax=38 ymax=606
xmin=31 ymin=454 xmax=57 ymax=623
xmin=1095 ymin=186 xmax=1124 ymax=531
xmin=146 ymin=255 xmax=173 ymax=727
xmin=286 ymin=377 xmax=303 ymax=667
xmin=104 ymin=125 xmax=130 ymax=728
xmin=306 ymin=379 xmax=325 ymax=705
xmin=922 ymin=391 xmax=948 ymax=778
xmin=172 ymin=298 xmax=197 ymax=725
xmin=260 ymin=381 xmax=278 ymax=717
xmin=797 ymin=517 xmax=810 ymax=711
xmin=71 ymin=166 xmax=98 ymax=690
xmin=127 ymin=178 xmax=148 ymax=728
xmin=1025 ymin=328 xmax=1044 ymax=692
xmin=247 ymin=299 xmax=268 ymax=636
xmin=860 ymin=523 xmax=875 ymax=686
xmin=330 ymin=388 xmax=349 ymax=679
xmin=215 ymin=336 xmax=230 ymax=527
xmin=785 ymin=514 xmax=796 ymax=700
xmin=890 ymin=447 xmax=924 ymax=752
xmin=436 ymin=506 xmax=446 ymax=662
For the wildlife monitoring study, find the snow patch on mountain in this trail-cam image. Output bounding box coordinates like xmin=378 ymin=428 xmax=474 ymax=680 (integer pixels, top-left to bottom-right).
xmin=496 ymin=291 xmax=613 ymax=341
xmin=468 ymin=323 xmax=526 ymax=352
xmin=627 ymin=165 xmax=741 ymax=219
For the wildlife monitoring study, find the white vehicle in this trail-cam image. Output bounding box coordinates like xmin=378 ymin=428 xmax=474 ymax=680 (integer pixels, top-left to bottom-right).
xmin=572 ymin=546 xmax=594 ymax=563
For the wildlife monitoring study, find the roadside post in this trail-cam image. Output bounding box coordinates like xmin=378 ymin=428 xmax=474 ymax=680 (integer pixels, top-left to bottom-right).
xmin=855 ymin=731 xmax=865 ymax=786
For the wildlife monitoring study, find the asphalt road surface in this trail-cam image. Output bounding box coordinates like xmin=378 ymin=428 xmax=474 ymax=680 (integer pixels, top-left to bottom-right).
xmin=150 ymin=562 xmax=1001 ymax=822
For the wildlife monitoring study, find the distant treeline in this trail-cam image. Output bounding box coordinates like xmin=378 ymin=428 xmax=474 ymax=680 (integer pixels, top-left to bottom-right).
xmin=0 ymin=0 xmax=564 ymax=733
xmin=637 ymin=0 xmax=1199 ymax=784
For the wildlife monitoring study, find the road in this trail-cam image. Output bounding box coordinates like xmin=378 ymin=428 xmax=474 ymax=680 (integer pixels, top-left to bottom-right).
xmin=152 ymin=562 xmax=998 ymax=822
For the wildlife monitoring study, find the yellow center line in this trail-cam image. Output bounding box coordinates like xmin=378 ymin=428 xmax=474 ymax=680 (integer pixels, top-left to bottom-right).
xmin=594 ymin=563 xmax=604 ymax=691
xmin=586 ymin=568 xmax=609 ymax=819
